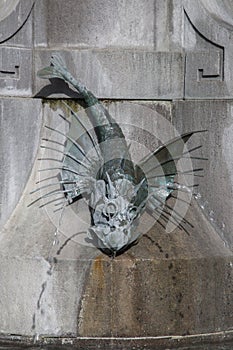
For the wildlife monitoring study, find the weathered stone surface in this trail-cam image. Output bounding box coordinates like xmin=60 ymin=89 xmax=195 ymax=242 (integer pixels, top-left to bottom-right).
xmin=200 ymin=0 xmax=233 ymax=28
xmin=35 ymin=49 xmax=184 ymax=99
xmin=0 ymin=1 xmax=20 ymax=22
xmin=0 ymin=0 xmax=233 ymax=344
xmin=34 ymin=0 xmax=183 ymax=51
xmin=0 ymin=100 xmax=171 ymax=336
xmin=0 ymin=0 xmax=34 ymax=47
xmin=184 ymin=0 xmax=233 ymax=98
xmin=0 ymin=254 xmax=93 ymax=336
xmin=0 ymin=255 xmax=51 ymax=335
xmin=1 ymin=99 xmax=231 ymax=338
xmin=0 ymin=47 xmax=33 ymax=96
xmin=78 ymin=200 xmax=233 ymax=337
xmin=0 ymin=98 xmax=42 ymax=230
xmin=0 ymin=151 xmax=97 ymax=335
xmin=1 ymin=333 xmax=233 ymax=350
xmin=174 ymin=100 xmax=233 ymax=249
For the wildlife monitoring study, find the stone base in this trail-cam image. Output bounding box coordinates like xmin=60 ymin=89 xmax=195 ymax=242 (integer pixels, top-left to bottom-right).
xmin=0 ymin=331 xmax=233 ymax=350
xmin=0 ymin=100 xmax=232 ymax=338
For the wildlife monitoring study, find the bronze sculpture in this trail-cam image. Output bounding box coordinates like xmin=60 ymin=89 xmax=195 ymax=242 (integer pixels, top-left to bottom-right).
xmin=33 ymin=55 xmax=205 ymax=257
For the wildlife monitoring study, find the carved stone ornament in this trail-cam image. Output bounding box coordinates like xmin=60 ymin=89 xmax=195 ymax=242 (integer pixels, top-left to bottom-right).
xmin=184 ymin=0 xmax=233 ymax=98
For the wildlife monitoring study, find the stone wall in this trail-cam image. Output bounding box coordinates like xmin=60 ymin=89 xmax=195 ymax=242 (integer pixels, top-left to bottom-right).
xmin=0 ymin=0 xmax=233 ymax=347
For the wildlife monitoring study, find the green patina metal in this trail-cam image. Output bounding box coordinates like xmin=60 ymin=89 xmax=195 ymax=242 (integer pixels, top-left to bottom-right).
xmin=36 ymin=55 xmax=201 ymax=257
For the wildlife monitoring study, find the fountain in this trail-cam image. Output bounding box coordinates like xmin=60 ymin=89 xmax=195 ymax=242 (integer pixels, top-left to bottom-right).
xmin=0 ymin=1 xmax=233 ymax=349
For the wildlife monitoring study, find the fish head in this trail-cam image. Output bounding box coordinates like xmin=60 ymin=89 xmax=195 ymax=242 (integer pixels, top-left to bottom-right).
xmin=89 ymin=178 xmax=145 ymax=254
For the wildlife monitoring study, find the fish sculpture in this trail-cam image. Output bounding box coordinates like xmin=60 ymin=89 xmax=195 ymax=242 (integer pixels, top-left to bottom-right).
xmin=34 ymin=55 xmax=205 ymax=257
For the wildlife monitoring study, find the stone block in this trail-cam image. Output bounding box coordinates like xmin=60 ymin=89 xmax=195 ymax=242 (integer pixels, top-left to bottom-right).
xmin=34 ymin=0 xmax=154 ymax=48
xmin=35 ymin=49 xmax=184 ymax=99
xmin=0 ymin=98 xmax=42 ymax=230
xmin=184 ymin=0 xmax=233 ymax=98
xmin=0 ymin=254 xmax=93 ymax=336
xmin=0 ymin=0 xmax=34 ymax=47
xmin=0 ymin=149 xmax=96 ymax=335
xmin=77 ymin=201 xmax=233 ymax=337
xmin=185 ymin=50 xmax=228 ymax=99
xmin=1 ymin=98 xmax=233 ymax=338
xmin=0 ymin=47 xmax=33 ymax=96
xmin=34 ymin=0 xmax=183 ymax=51
xmin=174 ymin=100 xmax=233 ymax=249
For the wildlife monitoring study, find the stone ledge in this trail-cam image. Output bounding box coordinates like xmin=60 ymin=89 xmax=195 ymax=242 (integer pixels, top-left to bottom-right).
xmin=0 ymin=330 xmax=233 ymax=349
xmin=34 ymin=49 xmax=184 ymax=99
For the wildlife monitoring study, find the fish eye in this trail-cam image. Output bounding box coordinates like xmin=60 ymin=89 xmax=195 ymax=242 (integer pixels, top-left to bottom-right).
xmin=128 ymin=206 xmax=137 ymax=220
xmin=103 ymin=201 xmax=118 ymax=218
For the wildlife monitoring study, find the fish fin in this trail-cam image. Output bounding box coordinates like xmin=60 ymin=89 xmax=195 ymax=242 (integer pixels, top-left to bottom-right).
xmin=37 ymin=54 xmax=67 ymax=80
xmin=136 ymin=130 xmax=205 ymax=184
xmin=61 ymin=101 xmax=102 ymax=159
xmin=37 ymin=66 xmax=63 ymax=80
xmin=32 ymin=107 xmax=103 ymax=206
xmin=59 ymin=105 xmax=103 ymax=203
xmin=135 ymin=131 xmax=206 ymax=230
xmin=50 ymin=54 xmax=67 ymax=69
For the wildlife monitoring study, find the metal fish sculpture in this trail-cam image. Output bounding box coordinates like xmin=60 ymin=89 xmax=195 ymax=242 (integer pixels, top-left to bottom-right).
xmin=34 ymin=55 xmax=205 ymax=257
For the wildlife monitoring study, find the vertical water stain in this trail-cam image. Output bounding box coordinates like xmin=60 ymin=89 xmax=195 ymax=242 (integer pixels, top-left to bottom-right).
xmin=77 ymin=255 xmax=111 ymax=337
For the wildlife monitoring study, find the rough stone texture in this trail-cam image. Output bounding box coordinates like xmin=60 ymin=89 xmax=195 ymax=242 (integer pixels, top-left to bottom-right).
xmin=35 ymin=49 xmax=184 ymax=99
xmin=1 ymin=99 xmax=232 ymax=339
xmin=0 ymin=47 xmax=33 ymax=96
xmin=0 ymin=1 xmax=20 ymax=22
xmin=78 ymin=200 xmax=233 ymax=337
xmin=0 ymin=0 xmax=34 ymax=97
xmin=34 ymin=0 xmax=183 ymax=51
xmin=184 ymin=0 xmax=233 ymax=98
xmin=0 ymin=98 xmax=42 ymax=230
xmin=174 ymin=100 xmax=233 ymax=249
xmin=0 ymin=100 xmax=173 ymax=336
xmin=34 ymin=0 xmax=185 ymax=99
xmin=0 ymin=0 xmax=34 ymax=47
xmin=0 ymin=151 xmax=97 ymax=335
xmin=0 ymin=0 xmax=233 ymax=346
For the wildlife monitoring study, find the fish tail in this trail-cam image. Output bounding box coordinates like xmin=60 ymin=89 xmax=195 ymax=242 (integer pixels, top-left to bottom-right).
xmin=38 ymin=54 xmax=98 ymax=107
xmin=37 ymin=54 xmax=66 ymax=79
xmin=37 ymin=55 xmax=134 ymax=179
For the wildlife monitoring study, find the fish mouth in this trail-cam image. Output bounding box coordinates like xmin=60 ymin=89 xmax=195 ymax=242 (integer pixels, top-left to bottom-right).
xmin=88 ymin=221 xmax=139 ymax=255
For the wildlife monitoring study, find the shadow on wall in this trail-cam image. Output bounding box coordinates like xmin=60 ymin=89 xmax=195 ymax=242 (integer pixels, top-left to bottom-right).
xmin=35 ymin=78 xmax=84 ymax=101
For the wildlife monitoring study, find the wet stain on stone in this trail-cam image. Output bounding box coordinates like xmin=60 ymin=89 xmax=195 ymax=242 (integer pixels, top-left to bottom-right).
xmin=93 ymin=255 xmax=104 ymax=290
